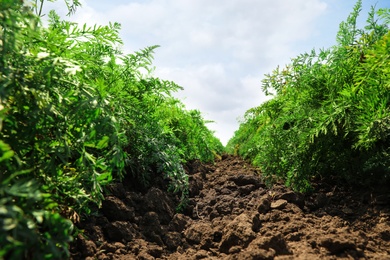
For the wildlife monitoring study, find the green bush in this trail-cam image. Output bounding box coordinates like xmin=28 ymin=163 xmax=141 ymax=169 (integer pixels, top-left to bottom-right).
xmin=227 ymin=1 xmax=390 ymax=191
xmin=0 ymin=169 xmax=73 ymax=259
xmin=0 ymin=125 xmax=72 ymax=259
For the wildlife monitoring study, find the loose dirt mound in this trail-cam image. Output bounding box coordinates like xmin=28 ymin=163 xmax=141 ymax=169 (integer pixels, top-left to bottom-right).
xmin=70 ymin=155 xmax=390 ymax=259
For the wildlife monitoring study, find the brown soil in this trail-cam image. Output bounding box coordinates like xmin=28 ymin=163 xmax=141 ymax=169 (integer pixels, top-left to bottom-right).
xmin=70 ymin=155 xmax=390 ymax=260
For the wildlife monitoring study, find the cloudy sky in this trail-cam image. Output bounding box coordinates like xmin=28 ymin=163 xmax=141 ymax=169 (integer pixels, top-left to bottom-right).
xmin=42 ymin=0 xmax=388 ymax=145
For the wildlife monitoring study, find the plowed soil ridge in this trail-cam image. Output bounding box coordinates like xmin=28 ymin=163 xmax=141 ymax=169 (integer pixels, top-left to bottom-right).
xmin=70 ymin=155 xmax=390 ymax=259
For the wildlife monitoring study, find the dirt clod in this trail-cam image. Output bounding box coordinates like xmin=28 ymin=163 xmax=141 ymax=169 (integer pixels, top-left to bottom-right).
xmin=270 ymin=199 xmax=288 ymax=210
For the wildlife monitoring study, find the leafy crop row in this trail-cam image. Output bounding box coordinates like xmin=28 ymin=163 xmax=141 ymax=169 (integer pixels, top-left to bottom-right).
xmin=227 ymin=1 xmax=390 ymax=192
xmin=0 ymin=1 xmax=223 ymax=258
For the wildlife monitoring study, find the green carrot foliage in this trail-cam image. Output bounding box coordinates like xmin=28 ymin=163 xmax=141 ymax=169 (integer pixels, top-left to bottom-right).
xmin=227 ymin=0 xmax=390 ymax=191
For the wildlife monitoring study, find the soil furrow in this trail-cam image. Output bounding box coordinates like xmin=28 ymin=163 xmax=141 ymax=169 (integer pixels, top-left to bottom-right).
xmin=70 ymin=155 xmax=390 ymax=259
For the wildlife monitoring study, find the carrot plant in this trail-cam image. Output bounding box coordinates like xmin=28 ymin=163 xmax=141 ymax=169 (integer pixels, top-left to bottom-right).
xmin=227 ymin=0 xmax=390 ymax=191
xmin=1 ymin=0 xmax=223 ymax=257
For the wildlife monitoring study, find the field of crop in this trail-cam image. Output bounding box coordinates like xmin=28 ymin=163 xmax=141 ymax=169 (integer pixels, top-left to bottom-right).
xmin=0 ymin=1 xmax=389 ymax=259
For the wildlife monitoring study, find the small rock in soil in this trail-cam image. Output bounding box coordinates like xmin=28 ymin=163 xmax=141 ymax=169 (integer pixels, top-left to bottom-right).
xmin=271 ymin=199 xmax=288 ymax=210
xmin=277 ymin=191 xmax=304 ymax=208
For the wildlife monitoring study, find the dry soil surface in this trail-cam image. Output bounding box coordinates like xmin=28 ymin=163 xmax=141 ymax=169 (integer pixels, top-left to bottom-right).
xmin=70 ymin=155 xmax=390 ymax=259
